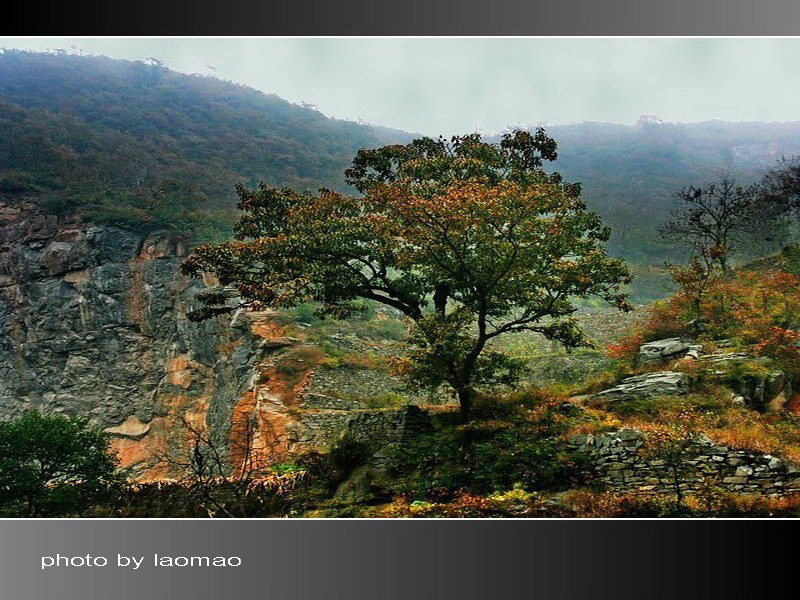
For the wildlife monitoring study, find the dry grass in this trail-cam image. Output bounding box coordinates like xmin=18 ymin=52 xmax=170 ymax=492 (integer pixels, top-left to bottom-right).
xmin=566 ymin=381 xmax=800 ymax=463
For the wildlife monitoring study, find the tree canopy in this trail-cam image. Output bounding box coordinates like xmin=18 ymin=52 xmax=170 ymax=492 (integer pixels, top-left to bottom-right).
xmin=183 ymin=130 xmax=631 ymax=420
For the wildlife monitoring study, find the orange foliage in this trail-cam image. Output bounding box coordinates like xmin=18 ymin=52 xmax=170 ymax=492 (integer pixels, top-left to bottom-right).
xmin=608 ymin=268 xmax=800 ymax=372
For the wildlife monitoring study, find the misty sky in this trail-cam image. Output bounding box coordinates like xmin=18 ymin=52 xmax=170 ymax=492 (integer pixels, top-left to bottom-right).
xmin=2 ymin=37 xmax=799 ymax=135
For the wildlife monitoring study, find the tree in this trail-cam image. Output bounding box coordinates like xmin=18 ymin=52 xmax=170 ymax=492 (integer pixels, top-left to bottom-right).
xmin=158 ymin=415 xmax=296 ymax=518
xmin=639 ymin=416 xmax=705 ymax=514
xmin=664 ymin=256 xmax=721 ymax=325
xmin=761 ymin=156 xmax=800 ymax=212
xmin=182 ymin=130 xmax=631 ymax=422
xmin=659 ymin=176 xmax=756 ymax=276
xmin=0 ymin=411 xmax=122 ymax=517
xmin=755 ymin=156 xmax=800 ymax=248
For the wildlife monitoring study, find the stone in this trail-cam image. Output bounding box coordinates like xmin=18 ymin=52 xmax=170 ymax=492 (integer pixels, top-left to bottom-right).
xmin=588 ymin=371 xmax=689 ymax=404
xmin=618 ymin=428 xmax=645 ymax=441
xmin=104 ymin=416 xmax=151 ymax=440
xmin=300 ymin=393 xmax=365 ymax=411
xmin=569 ymin=426 xmax=800 ymax=499
xmin=637 ymin=338 xmax=691 ymax=363
xmin=334 ymin=464 xmax=389 ymax=505
xmin=722 ymin=476 xmax=748 ymax=484
xmin=724 ymin=364 xmax=790 ymax=412
xmin=701 ymin=351 xmax=751 ymax=364
xmin=555 ymin=401 xmax=584 ymax=415
xmin=0 ymin=219 xmax=283 ymax=478
xmin=568 ymin=433 xmax=594 ymax=447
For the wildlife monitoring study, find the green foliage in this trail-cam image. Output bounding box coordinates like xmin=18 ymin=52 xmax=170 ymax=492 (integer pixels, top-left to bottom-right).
xmin=8 ymin=51 xmax=800 ymax=299
xmin=325 ymin=436 xmax=372 ymax=484
xmin=275 ymin=345 xmax=325 ymax=373
xmin=184 ymin=130 xmax=631 ymax=419
xmin=388 ymin=393 xmax=592 ymax=498
xmin=0 ymin=411 xmax=123 ymax=517
xmin=607 ymin=389 xmax=728 ymax=420
xmin=0 ymin=50 xmax=410 ymax=241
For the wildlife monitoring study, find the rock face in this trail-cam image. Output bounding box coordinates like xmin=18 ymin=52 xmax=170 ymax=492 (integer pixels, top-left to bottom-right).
xmin=734 ymin=369 xmax=791 ymax=413
xmin=0 ymin=199 xmax=431 ymax=479
xmin=698 ymin=352 xmax=791 ymax=412
xmin=0 ymin=200 xmax=274 ymax=477
xmin=589 ymin=372 xmax=689 ymax=404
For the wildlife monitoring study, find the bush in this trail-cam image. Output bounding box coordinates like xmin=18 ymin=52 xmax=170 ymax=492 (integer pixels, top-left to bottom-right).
xmin=0 ymin=411 xmax=123 ymax=517
xmin=326 ymin=435 xmax=372 ymax=483
xmin=387 ymin=391 xmax=593 ymax=499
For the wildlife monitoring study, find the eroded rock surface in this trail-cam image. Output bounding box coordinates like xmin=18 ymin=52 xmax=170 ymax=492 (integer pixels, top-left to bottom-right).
xmin=637 ymin=338 xmax=693 ymax=363
xmin=0 ymin=199 xmax=433 ymax=480
xmin=588 ymin=371 xmax=689 ymax=404
xmin=0 ymin=200 xmax=273 ymax=478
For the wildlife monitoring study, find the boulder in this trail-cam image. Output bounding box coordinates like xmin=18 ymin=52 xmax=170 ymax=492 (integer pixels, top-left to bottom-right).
xmin=637 ymin=338 xmax=692 ymax=363
xmin=730 ymin=368 xmax=791 ymax=412
xmin=701 ymin=351 xmax=752 ymax=365
xmin=334 ymin=464 xmax=391 ymax=505
xmin=589 ymin=371 xmax=689 ymax=404
xmin=685 ymin=346 xmax=703 ymax=360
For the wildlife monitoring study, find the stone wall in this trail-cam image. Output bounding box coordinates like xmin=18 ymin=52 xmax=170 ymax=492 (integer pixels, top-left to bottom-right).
xmin=287 ymin=404 xmax=431 ymax=455
xmin=569 ymin=428 xmax=800 ymax=496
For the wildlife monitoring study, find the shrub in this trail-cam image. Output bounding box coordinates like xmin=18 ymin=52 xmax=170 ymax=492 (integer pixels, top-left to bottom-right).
xmin=326 ymin=435 xmax=372 ymax=483
xmin=387 ymin=391 xmax=593 ymax=499
xmin=0 ymin=411 xmax=123 ymax=517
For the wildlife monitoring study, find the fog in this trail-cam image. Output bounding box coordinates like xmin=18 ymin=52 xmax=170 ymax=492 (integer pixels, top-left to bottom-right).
xmin=3 ymin=37 xmax=800 ymax=134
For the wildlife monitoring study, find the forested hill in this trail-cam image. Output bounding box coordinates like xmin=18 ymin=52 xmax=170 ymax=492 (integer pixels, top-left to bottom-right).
xmin=4 ymin=50 xmax=800 ymax=298
xmin=546 ymin=119 xmax=800 ymax=265
xmin=0 ymin=50 xmax=412 ymax=240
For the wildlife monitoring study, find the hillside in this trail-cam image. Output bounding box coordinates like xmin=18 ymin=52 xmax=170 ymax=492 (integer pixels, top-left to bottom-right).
xmin=548 ymin=118 xmax=800 ymax=264
xmin=0 ymin=50 xmax=412 ymax=240
xmin=4 ymin=50 xmax=800 ymax=297
xmin=6 ymin=50 xmax=800 ymax=518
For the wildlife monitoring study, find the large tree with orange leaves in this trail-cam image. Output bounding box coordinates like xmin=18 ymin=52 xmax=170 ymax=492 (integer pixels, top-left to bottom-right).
xmin=182 ymin=130 xmax=631 ymax=421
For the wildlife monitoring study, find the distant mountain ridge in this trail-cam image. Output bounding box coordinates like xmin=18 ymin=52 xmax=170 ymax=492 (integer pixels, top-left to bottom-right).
xmin=3 ymin=50 xmax=800 ymax=297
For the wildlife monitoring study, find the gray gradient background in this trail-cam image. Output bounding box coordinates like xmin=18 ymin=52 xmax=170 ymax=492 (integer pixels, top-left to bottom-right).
xmin=4 ymin=0 xmax=800 ymax=596
xmin=0 ymin=520 xmax=730 ymax=598
xmin=62 ymin=0 xmax=800 ymax=35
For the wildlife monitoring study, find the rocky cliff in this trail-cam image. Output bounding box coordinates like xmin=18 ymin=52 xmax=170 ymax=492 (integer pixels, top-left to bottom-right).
xmin=0 ymin=197 xmax=429 ymax=479
xmin=0 ymin=198 xmax=293 ymax=477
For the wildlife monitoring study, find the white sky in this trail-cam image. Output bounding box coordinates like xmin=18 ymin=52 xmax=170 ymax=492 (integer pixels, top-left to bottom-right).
xmin=2 ymin=37 xmax=799 ymax=135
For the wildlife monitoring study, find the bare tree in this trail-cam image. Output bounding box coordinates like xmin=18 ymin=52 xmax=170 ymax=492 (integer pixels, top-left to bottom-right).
xmin=660 ymin=176 xmax=757 ymax=275
xmin=755 ymin=156 xmax=800 ymax=248
xmin=157 ymin=415 xmax=300 ymax=518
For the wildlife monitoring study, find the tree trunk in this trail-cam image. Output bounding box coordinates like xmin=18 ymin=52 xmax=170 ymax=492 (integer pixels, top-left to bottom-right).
xmin=719 ymin=254 xmax=729 ymax=276
xmin=457 ymin=387 xmax=475 ymax=423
